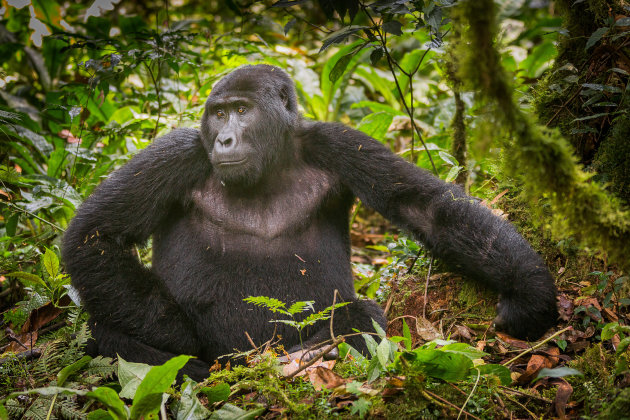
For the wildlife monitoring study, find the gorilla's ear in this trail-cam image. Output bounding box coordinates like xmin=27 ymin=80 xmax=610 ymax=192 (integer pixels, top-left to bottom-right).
xmin=279 ymin=86 xmax=290 ymax=110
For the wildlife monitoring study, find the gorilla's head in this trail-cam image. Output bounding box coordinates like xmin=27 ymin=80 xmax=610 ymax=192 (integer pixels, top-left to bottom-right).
xmin=200 ymin=65 xmax=299 ymax=187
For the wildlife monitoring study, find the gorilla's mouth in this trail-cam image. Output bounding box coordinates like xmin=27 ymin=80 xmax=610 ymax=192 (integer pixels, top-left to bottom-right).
xmin=216 ymin=158 xmax=247 ymax=167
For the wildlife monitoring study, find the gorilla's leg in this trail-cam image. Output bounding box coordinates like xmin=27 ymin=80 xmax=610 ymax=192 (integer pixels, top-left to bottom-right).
xmin=87 ymin=320 xmax=211 ymax=381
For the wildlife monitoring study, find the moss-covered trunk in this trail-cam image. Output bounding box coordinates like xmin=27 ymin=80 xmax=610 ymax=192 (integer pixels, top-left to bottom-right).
xmin=534 ymin=0 xmax=630 ymax=204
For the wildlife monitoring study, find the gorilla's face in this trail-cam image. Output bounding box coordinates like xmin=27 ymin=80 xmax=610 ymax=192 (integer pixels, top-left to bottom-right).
xmin=204 ymin=96 xmax=262 ymax=185
xmin=200 ymin=65 xmax=299 ymax=188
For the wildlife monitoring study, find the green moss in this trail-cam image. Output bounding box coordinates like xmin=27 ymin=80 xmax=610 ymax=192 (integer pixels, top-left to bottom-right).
xmin=452 ymin=0 xmax=630 ymax=271
xmin=595 ymin=388 xmax=630 ymax=419
xmin=593 ymin=115 xmax=630 ymax=203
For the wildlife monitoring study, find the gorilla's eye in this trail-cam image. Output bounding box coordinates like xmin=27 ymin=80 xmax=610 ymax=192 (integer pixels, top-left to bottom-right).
xmin=238 ymin=106 xmax=246 ymax=114
xmin=216 ymin=110 xmax=225 ymax=118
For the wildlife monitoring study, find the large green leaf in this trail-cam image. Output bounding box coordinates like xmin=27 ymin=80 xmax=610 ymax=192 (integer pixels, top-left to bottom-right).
xmin=87 ymin=387 xmax=128 ymax=420
xmin=130 ymin=355 xmax=192 ymax=419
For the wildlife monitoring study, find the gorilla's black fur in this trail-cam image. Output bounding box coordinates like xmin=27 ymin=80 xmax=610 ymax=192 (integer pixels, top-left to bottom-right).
xmin=63 ymin=64 xmax=557 ymax=379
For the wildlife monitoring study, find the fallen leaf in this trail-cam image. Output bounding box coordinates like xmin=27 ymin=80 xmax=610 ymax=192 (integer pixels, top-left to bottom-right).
xmin=557 ymin=294 xmax=574 ymax=321
xmin=496 ymin=332 xmax=530 ymax=349
xmin=552 ymin=379 xmax=573 ymax=419
xmin=518 ymin=354 xmax=553 ymax=384
xmin=602 ymin=307 xmax=619 ymax=322
xmin=453 ymin=325 xmax=473 ymax=341
xmin=308 ymin=367 xmax=347 ymax=390
xmin=415 ymin=316 xmax=441 ymax=341
xmin=281 ymin=356 xmax=335 ymax=377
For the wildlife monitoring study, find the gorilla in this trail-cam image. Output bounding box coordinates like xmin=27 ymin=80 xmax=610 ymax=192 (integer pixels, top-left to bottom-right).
xmin=63 ymin=64 xmax=557 ymax=379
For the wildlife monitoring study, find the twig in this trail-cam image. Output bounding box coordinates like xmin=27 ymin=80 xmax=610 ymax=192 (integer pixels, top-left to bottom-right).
xmin=244 ymin=331 xmax=258 ymax=352
xmin=422 ymin=257 xmax=434 ymax=318
xmin=458 ymin=368 xmax=480 ymax=420
xmin=0 ymin=349 xmax=41 ymax=365
xmin=330 ymin=289 xmax=339 ymax=341
xmin=498 ymin=385 xmax=553 ymax=404
xmin=45 ymin=393 xmax=58 ymax=420
xmin=6 ymin=202 xmax=65 ymax=232
xmin=286 ymin=337 xmax=345 ymax=379
xmin=360 ymin=2 xmax=438 ymax=174
xmin=423 ymin=389 xmax=482 ymax=420
xmin=505 ymin=394 xmax=538 ymax=418
xmin=502 ymin=326 xmax=572 ymax=366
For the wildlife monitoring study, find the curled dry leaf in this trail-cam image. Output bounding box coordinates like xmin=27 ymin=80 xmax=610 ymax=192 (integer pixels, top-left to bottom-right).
xmin=416 ymin=316 xmax=441 ymax=342
xmin=307 ymin=366 xmax=347 ymax=391
xmin=557 ymin=293 xmax=574 ymax=321
xmin=496 ymin=331 xmax=530 ymax=349
xmin=517 ymin=354 xmax=554 ymax=384
xmin=552 ymin=378 xmax=573 ymax=419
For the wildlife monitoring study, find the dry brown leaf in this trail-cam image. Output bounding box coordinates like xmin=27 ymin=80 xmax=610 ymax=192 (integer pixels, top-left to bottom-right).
xmin=496 ymin=332 xmax=530 ymax=349
xmin=557 ymin=294 xmax=574 ymax=321
xmin=602 ymin=307 xmax=619 ymax=322
xmin=415 ymin=316 xmax=441 ymax=341
xmin=281 ymin=357 xmax=335 ymax=377
xmin=454 ymin=324 xmax=473 ymax=341
xmin=552 ymin=379 xmax=573 ymax=419
xmin=307 ymin=366 xmax=347 ymax=391
xmin=518 ymin=354 xmax=553 ymax=384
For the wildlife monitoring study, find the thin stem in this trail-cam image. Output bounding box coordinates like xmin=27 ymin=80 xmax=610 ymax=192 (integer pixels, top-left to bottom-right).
xmin=502 ymin=326 xmax=572 ymax=366
xmin=361 ymin=3 xmax=438 ymax=174
xmin=6 ymin=202 xmax=65 ymax=232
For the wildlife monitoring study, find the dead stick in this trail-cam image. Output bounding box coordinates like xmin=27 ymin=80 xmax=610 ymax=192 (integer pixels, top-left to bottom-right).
xmin=286 ymin=337 xmax=345 ymax=379
xmin=502 ymin=327 xmax=572 ymax=366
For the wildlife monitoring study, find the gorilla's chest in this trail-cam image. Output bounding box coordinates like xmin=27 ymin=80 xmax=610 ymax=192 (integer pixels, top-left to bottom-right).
xmin=191 ymin=166 xmax=336 ymax=239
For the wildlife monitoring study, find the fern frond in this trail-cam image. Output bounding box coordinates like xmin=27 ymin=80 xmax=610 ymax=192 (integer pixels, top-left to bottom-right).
xmin=85 ymin=356 xmax=116 ymax=379
xmin=243 ymin=296 xmax=289 ymax=314
xmin=287 ymin=301 xmax=315 ymax=315
xmin=57 ymin=396 xmax=86 ymax=420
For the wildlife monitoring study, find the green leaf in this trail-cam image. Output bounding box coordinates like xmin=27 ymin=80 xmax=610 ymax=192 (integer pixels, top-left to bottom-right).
xmin=376 ymin=338 xmax=391 ymax=367
xmin=397 ymin=349 xmax=473 ymax=381
xmin=287 ymin=301 xmax=314 ymax=315
xmin=535 ymin=367 xmax=583 ymax=381
xmin=601 ymin=322 xmax=620 ymax=341
xmin=87 ymin=387 xmax=128 ymax=420
xmin=6 ymin=271 xmax=47 ymax=289
xmin=43 ymin=248 xmax=59 ymax=279
xmin=402 ymin=319 xmax=412 ymax=351
xmin=319 ymin=26 xmax=367 ymax=53
xmin=366 ymin=357 xmax=383 ymax=383
xmin=58 ymin=355 xmax=92 ymax=386
xmin=438 ymin=151 xmax=458 ymax=166
xmin=350 ymin=397 xmax=372 ymax=418
xmin=440 ymin=343 xmax=488 ymax=360
xmin=585 ymin=27 xmax=608 ymax=50
xmin=130 ymin=355 xmax=192 ymax=419
xmin=201 ymin=382 xmax=231 ymax=404
xmin=0 ymin=403 xmax=8 ymax=420
xmin=5 ymin=214 xmax=18 ymax=237
xmin=209 ymin=403 xmax=265 ymax=420
xmin=370 ymin=47 xmax=384 ymax=66
xmin=329 ymin=53 xmax=355 ymax=84
xmin=357 ymin=112 xmax=394 ymax=142
xmin=476 ymin=364 xmax=512 ymax=385
xmin=372 ymin=319 xmax=386 ymax=338
xmin=118 ymin=357 xmax=153 ymax=399
xmin=87 ymin=409 xmax=115 ymax=420
xmin=382 ymin=20 xmax=403 ymax=35
xmin=175 ymin=380 xmax=211 ymax=420
xmin=130 ymin=393 xmax=163 ymax=420
xmin=617 ymin=336 xmax=630 ymax=354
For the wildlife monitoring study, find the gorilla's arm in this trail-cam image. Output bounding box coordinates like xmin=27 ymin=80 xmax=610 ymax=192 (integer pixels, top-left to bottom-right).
xmin=62 ymin=128 xmax=211 ymax=356
xmin=303 ymin=122 xmax=557 ymax=340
